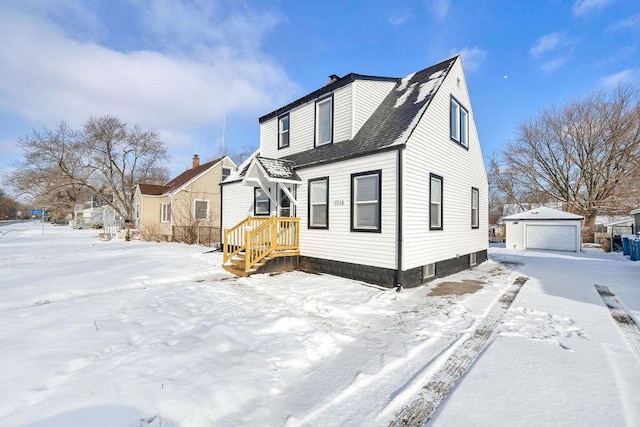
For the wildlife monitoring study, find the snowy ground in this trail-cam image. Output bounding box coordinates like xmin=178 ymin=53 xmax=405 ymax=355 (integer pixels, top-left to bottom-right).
xmin=1 ymin=221 xmax=639 ymax=426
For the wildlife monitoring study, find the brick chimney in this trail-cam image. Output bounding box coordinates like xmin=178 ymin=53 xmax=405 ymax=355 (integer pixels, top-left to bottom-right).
xmin=192 ymin=154 xmax=200 ymax=169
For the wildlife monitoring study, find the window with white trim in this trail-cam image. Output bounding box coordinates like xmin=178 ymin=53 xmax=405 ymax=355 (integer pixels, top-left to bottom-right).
xmin=430 ymin=174 xmax=443 ymax=230
xmin=194 ymin=199 xmax=209 ymax=220
xmin=470 ymin=252 xmax=477 ymax=267
xmin=471 ymin=187 xmax=479 ymax=229
xmin=254 ymin=188 xmax=270 ymax=216
xmin=161 ymin=203 xmax=171 ymax=223
xmin=351 ymin=170 xmax=381 ymax=232
xmin=450 ymin=96 xmax=469 ymax=147
xmin=278 ymin=114 xmax=290 ymax=149
xmin=308 ymin=177 xmax=328 ymax=229
xmin=315 ymin=97 xmax=332 ymax=146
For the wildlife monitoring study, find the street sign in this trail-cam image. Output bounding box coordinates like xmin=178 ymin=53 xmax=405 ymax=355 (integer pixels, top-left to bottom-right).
xmin=31 ymin=209 xmax=43 ymax=214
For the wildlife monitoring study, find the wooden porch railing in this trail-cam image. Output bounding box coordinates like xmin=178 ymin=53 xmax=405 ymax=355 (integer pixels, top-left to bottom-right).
xmin=223 ymin=216 xmax=300 ymax=273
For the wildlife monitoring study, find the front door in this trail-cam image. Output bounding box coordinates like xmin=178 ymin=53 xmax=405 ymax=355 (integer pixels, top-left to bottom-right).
xmin=278 ymin=187 xmax=294 ymax=217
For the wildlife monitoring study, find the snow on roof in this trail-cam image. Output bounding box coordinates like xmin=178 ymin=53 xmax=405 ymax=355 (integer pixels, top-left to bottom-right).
xmin=631 ymin=207 xmax=640 ymax=215
xmin=396 ymin=72 xmax=416 ymax=92
xmin=503 ymin=206 xmax=584 ymax=220
xmin=256 ymin=157 xmax=301 ymax=181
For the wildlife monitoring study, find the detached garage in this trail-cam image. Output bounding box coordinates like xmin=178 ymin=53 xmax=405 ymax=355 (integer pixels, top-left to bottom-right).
xmin=504 ymin=207 xmax=583 ymax=252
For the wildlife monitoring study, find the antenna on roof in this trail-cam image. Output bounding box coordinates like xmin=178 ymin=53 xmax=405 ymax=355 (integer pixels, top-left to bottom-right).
xmin=221 ymin=114 xmax=226 ymax=157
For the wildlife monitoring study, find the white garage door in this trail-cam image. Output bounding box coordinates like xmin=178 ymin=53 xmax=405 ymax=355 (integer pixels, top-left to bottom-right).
xmin=525 ymin=224 xmax=577 ymax=251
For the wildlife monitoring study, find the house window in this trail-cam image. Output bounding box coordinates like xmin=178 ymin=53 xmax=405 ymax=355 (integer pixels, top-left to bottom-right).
xmin=308 ymin=177 xmax=328 ymax=229
xmin=450 ymin=96 xmax=469 ymax=148
xmin=254 ymin=188 xmax=271 ymax=216
xmin=430 ymin=174 xmax=443 ymax=230
xmin=136 ymin=204 xmax=139 ymax=219
xmin=161 ymin=203 xmax=171 ymax=223
xmin=351 ymin=170 xmax=381 ymax=232
xmin=470 ymin=252 xmax=477 ymax=267
xmin=278 ymin=114 xmax=290 ymax=149
xmin=194 ymin=199 xmax=209 ymax=220
xmin=315 ymin=96 xmax=333 ymax=146
xmin=471 ymin=187 xmax=479 ymax=229
xmin=423 ymin=263 xmax=435 ymax=280
xmin=222 ymin=167 xmax=231 ymax=181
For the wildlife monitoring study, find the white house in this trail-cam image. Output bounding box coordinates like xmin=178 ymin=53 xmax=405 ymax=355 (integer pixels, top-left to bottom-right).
xmin=504 ymin=207 xmax=583 ymax=252
xmin=221 ymin=56 xmax=488 ymax=288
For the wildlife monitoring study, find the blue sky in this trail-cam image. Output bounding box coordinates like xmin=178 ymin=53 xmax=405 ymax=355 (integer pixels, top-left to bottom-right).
xmin=0 ymin=0 xmax=638 ymax=180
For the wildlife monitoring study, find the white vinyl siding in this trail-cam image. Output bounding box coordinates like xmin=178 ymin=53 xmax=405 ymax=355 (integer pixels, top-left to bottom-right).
xmin=297 ymin=151 xmax=397 ymax=269
xmin=221 ymin=182 xmax=256 ymax=229
xmin=259 ymin=81 xmax=391 ymax=158
xmin=402 ymin=58 xmax=488 ymax=271
xmin=352 ymin=80 xmax=396 ymax=137
xmin=333 ymin=85 xmax=352 ymax=142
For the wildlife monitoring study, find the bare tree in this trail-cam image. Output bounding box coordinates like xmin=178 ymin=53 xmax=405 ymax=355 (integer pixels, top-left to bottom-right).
xmin=493 ymin=85 xmax=640 ymax=237
xmin=5 ymin=115 xmax=170 ymax=221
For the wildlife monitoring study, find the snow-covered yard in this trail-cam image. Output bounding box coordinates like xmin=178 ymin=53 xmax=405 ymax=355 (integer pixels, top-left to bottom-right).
xmin=1 ymin=221 xmax=639 ymax=426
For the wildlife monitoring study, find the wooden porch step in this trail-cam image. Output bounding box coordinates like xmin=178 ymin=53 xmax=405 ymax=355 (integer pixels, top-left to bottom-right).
xmin=222 ymin=263 xmax=252 ymax=277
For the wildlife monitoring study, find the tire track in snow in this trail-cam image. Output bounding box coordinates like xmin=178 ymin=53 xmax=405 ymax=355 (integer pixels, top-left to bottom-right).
xmin=389 ymin=276 xmax=528 ymax=426
xmin=594 ymin=285 xmax=640 ymax=362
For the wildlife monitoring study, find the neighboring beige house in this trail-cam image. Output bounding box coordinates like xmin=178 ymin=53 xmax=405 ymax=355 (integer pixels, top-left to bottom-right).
xmin=133 ymin=155 xmax=237 ymax=245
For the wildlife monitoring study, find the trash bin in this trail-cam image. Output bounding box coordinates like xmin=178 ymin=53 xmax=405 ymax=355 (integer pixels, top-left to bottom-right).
xmin=633 ymin=240 xmax=640 ymax=262
xmin=630 ymin=239 xmax=638 ymax=261
xmin=622 ymin=237 xmax=630 ymax=255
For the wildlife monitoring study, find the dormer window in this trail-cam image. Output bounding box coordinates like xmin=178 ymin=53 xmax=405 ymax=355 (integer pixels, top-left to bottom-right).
xmin=315 ymin=96 xmax=333 ymax=146
xmin=278 ymin=114 xmax=290 ymax=149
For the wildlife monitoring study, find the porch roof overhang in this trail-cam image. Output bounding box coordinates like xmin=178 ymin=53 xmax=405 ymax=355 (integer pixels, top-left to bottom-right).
xmin=241 ymin=156 xmax=302 ymax=207
xmin=241 ymin=156 xmax=302 ymax=186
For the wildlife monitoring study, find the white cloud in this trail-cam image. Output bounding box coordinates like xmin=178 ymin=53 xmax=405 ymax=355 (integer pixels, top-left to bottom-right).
xmin=600 ymin=69 xmax=639 ymax=88
xmin=608 ymin=13 xmax=640 ymax=32
xmin=529 ymin=32 xmax=568 ymax=57
xmin=427 ymin=0 xmax=450 ymax=20
xmin=540 ymin=57 xmax=570 ymax=72
xmin=388 ymin=12 xmax=414 ymax=26
xmin=452 ymin=47 xmax=487 ymax=72
xmin=572 ymin=0 xmax=614 ymax=16
xmin=0 ymin=2 xmax=297 ymax=142
xmin=530 ymin=32 xmax=573 ymax=72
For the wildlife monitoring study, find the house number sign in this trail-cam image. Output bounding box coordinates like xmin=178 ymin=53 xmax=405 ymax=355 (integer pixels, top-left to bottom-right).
xmin=333 ymin=200 xmax=345 ymax=206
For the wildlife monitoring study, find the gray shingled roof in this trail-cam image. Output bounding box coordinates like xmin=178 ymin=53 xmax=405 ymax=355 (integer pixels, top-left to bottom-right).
xmin=222 ymin=57 xmax=457 ymax=184
xmin=256 ymin=157 xmax=301 ymax=181
xmin=284 ymin=56 xmax=457 ymax=168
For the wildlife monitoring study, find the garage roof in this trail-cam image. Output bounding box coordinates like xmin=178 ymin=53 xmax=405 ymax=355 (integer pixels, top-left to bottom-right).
xmin=503 ymin=206 xmax=584 ymax=220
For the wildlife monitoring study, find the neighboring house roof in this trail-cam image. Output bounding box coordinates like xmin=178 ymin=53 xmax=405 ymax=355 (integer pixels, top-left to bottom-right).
xmin=164 ymin=157 xmax=224 ymax=192
xmin=224 ymin=149 xmax=260 ymax=184
xmin=631 ymin=208 xmax=640 ymax=215
xmin=283 ymin=56 xmax=456 ymax=168
xmin=503 ymin=206 xmax=584 ymax=221
xmin=138 ymin=183 xmax=168 ymax=195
